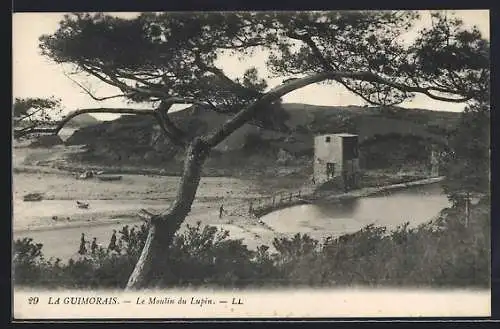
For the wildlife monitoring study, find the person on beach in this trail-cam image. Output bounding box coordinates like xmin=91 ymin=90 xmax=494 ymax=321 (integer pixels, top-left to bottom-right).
xmin=219 ymin=204 xmax=225 ymax=219
xmin=78 ymin=233 xmax=87 ymax=255
xmin=108 ymin=230 xmax=117 ymax=251
xmin=91 ymin=237 xmax=98 ymax=254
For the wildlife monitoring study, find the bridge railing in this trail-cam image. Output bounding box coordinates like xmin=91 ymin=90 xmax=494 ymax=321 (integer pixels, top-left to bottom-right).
xmin=247 ymin=189 xmax=311 ymax=217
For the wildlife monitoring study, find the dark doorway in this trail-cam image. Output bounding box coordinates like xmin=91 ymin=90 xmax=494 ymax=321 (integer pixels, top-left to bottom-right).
xmin=326 ymin=162 xmax=335 ymax=179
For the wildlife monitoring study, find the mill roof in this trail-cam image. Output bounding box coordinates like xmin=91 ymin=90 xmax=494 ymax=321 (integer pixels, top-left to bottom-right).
xmin=315 ymin=133 xmax=358 ymax=138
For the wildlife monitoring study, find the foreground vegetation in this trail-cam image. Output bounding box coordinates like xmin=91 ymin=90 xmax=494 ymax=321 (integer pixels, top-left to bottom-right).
xmin=13 ymin=197 xmax=490 ymax=289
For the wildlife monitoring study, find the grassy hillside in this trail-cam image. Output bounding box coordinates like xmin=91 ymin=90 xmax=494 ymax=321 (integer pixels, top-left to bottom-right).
xmin=65 ymin=113 xmax=101 ymax=128
xmin=64 ymin=103 xmax=461 ymax=176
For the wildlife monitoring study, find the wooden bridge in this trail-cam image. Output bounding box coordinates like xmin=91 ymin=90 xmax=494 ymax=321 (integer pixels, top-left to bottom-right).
xmin=247 ymin=187 xmax=316 ymax=218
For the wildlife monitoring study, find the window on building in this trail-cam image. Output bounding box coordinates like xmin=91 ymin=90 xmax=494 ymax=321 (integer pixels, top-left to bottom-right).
xmin=325 ymin=136 xmax=331 ymax=143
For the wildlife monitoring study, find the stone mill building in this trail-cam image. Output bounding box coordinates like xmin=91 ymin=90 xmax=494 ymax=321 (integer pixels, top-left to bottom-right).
xmin=313 ymin=133 xmax=361 ymax=191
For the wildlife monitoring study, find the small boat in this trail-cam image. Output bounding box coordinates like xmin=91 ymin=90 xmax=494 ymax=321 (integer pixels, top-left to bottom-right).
xmin=138 ymin=208 xmax=155 ymax=221
xmin=96 ymin=175 xmax=123 ymax=182
xmin=76 ymin=201 xmax=89 ymax=209
xmin=23 ymin=193 xmax=43 ymax=202
xmin=77 ymin=171 xmax=94 ymax=180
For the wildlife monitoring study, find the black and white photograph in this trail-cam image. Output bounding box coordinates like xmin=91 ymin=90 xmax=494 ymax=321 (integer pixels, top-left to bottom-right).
xmin=12 ymin=9 xmax=491 ymax=319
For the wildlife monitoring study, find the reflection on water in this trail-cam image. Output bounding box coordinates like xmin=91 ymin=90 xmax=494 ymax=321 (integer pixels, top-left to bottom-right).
xmin=261 ymin=183 xmax=450 ymax=239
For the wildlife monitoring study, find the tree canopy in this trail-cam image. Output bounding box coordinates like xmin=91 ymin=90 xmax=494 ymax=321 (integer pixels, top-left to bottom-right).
xmin=39 ymin=11 xmax=488 ymax=113
xmin=13 ymin=96 xmax=62 ymax=123
xmin=13 ymin=97 xmax=63 ymax=138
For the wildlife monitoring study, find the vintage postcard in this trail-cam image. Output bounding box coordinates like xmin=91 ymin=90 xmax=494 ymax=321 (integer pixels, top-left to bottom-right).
xmin=12 ymin=10 xmax=491 ymax=320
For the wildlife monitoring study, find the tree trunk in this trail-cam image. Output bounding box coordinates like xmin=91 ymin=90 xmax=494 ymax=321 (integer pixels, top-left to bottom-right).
xmin=126 ymin=138 xmax=210 ymax=290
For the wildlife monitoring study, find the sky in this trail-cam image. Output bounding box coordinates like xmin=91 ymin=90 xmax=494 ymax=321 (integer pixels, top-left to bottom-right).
xmin=12 ymin=10 xmax=490 ymax=120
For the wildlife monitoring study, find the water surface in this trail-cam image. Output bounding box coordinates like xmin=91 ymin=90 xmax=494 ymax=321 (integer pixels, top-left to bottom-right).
xmin=261 ymin=183 xmax=450 ymax=238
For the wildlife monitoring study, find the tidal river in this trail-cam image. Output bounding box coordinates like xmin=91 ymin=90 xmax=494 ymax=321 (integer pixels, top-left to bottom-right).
xmin=13 ymin=182 xmax=450 ymax=261
xmin=260 ymin=183 xmax=450 ymax=240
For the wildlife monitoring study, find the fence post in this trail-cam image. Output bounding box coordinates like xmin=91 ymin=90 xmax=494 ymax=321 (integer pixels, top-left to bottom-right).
xmin=272 ymin=195 xmax=275 ymax=206
xmin=465 ymin=192 xmax=470 ymax=228
xmin=298 ymin=190 xmax=301 ymax=198
xmin=249 ymin=201 xmax=253 ymax=214
xmin=289 ymin=193 xmax=292 ymax=202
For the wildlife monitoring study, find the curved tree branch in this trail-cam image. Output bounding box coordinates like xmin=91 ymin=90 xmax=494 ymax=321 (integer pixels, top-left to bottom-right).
xmin=193 ymin=52 xmax=262 ymax=98
xmin=286 ymin=30 xmax=472 ymax=105
xmin=286 ymin=30 xmax=382 ymax=104
xmin=64 ymin=72 xmax=136 ymax=101
xmin=155 ymin=100 xmax=189 ymax=147
xmin=151 ymin=109 xmax=185 ymax=147
xmin=13 ymin=95 xmax=213 ymax=143
xmin=203 ymin=99 xmax=228 ymax=113
xmin=82 ymin=64 xmax=169 ymax=99
xmin=14 ymin=107 xmax=52 ymax=122
xmin=103 ymin=67 xmax=170 ymax=98
xmin=153 ymin=96 xmax=225 ymax=146
xmin=115 ymin=68 xmax=166 ymax=88
xmin=366 ymin=75 xmax=473 ymax=103
xmin=204 ymin=69 xmax=473 ymax=148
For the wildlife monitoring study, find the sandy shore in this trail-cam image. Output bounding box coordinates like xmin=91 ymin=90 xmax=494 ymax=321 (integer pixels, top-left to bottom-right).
xmin=12 ymin=145 xmax=308 ymax=259
xmin=12 ymin=169 xmax=288 ymax=259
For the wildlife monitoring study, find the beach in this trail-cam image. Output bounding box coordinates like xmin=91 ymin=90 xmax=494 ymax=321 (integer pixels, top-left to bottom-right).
xmin=12 ymin=144 xmax=302 ymax=260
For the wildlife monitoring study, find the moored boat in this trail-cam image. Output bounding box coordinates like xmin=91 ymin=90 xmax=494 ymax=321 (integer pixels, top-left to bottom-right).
xmin=23 ymin=193 xmax=43 ymax=202
xmin=96 ymin=175 xmax=123 ymax=182
xmin=76 ymin=201 xmax=89 ymax=209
